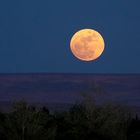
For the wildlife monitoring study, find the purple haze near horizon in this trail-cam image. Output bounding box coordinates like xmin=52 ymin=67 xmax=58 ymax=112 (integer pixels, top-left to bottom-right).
xmin=0 ymin=74 xmax=140 ymax=107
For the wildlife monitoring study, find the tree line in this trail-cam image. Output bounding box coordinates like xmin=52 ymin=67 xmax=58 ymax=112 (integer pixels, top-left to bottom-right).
xmin=0 ymin=101 xmax=140 ymax=140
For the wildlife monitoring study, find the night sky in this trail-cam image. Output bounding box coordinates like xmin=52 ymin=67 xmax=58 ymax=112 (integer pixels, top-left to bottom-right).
xmin=0 ymin=0 xmax=140 ymax=73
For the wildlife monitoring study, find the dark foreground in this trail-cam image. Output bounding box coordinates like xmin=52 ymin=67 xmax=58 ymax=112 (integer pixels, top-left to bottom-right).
xmin=0 ymin=101 xmax=140 ymax=140
xmin=0 ymin=73 xmax=140 ymax=139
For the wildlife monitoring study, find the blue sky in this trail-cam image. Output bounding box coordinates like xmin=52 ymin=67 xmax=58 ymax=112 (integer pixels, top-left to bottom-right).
xmin=0 ymin=0 xmax=140 ymax=73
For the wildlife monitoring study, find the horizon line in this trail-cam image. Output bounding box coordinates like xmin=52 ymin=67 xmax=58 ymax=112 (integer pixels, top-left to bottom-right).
xmin=0 ymin=72 xmax=140 ymax=75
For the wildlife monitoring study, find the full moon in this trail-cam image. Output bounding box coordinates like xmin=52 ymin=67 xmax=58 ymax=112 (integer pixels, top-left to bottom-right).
xmin=70 ymin=29 xmax=105 ymax=61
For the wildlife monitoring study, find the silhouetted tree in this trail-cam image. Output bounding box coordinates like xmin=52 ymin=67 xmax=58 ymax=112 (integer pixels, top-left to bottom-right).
xmin=127 ymin=116 xmax=140 ymax=140
xmin=0 ymin=111 xmax=6 ymax=140
xmin=0 ymin=101 xmax=56 ymax=140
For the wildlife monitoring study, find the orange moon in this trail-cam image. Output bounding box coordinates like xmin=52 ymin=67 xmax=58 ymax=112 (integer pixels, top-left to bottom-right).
xmin=70 ymin=29 xmax=105 ymax=61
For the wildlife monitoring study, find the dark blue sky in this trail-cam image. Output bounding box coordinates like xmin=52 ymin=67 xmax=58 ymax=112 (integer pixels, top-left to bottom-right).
xmin=0 ymin=0 xmax=140 ymax=73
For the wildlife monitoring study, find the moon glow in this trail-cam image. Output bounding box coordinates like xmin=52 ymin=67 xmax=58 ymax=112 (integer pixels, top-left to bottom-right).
xmin=70 ymin=29 xmax=105 ymax=61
